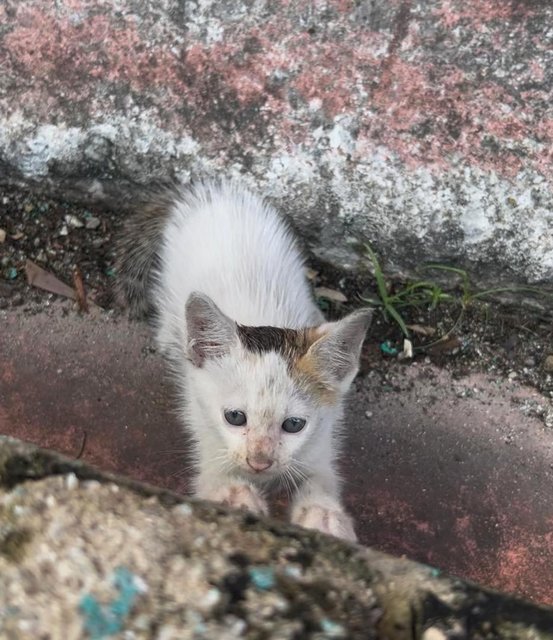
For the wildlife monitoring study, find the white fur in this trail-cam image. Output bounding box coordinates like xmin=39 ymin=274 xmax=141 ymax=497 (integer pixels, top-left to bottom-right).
xmin=151 ymin=181 xmax=363 ymax=542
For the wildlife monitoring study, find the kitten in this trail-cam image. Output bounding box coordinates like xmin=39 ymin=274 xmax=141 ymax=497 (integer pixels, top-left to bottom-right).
xmin=117 ymin=181 xmax=371 ymax=542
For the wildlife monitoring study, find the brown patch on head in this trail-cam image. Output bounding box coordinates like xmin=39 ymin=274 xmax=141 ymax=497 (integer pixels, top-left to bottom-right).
xmin=237 ymin=324 xmax=337 ymax=405
xmin=237 ymin=325 xmax=315 ymax=361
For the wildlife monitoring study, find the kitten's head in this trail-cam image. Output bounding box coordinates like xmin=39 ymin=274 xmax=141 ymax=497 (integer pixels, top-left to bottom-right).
xmin=185 ymin=292 xmax=371 ymax=482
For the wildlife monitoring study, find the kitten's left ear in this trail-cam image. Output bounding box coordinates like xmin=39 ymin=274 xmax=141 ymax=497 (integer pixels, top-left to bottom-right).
xmin=307 ymin=309 xmax=372 ymax=390
xmin=185 ymin=292 xmax=237 ymax=367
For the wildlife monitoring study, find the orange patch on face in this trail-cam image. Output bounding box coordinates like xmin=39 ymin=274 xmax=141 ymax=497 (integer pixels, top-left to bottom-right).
xmin=294 ymin=350 xmax=337 ymax=405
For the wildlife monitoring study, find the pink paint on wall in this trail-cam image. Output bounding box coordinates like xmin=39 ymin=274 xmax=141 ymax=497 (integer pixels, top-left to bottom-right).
xmin=1 ymin=0 xmax=551 ymax=178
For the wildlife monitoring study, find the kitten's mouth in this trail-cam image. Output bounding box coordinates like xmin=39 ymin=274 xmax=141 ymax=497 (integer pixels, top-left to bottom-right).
xmin=242 ymin=463 xmax=278 ymax=478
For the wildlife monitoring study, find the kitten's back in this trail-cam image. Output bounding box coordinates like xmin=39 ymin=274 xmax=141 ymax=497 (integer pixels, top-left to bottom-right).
xmin=117 ymin=181 xmax=322 ymax=353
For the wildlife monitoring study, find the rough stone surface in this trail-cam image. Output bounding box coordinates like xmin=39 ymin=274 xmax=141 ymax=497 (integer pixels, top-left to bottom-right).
xmin=1 ymin=1 xmax=552 ymax=296
xmin=1 ymin=435 xmax=553 ymax=640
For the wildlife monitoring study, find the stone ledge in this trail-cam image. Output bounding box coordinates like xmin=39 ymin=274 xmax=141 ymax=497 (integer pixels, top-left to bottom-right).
xmin=1 ymin=436 xmax=552 ymax=639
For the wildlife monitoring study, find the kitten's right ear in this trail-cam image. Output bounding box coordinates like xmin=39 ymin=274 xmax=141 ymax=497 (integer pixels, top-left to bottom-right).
xmin=305 ymin=308 xmax=372 ymax=392
xmin=185 ymin=292 xmax=237 ymax=367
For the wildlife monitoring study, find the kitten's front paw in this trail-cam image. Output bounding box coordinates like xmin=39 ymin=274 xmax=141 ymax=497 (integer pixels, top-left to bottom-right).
xmin=203 ymin=483 xmax=268 ymax=516
xmin=291 ymin=503 xmax=357 ymax=542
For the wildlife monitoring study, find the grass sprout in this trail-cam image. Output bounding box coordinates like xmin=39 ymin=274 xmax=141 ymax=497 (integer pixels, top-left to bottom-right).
xmin=360 ymin=245 xmax=552 ymax=346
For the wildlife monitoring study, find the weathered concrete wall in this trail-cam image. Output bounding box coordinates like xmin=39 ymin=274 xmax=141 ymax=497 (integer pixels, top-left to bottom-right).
xmin=2 ymin=435 xmax=553 ymax=639
xmin=0 ymin=0 xmax=552 ymax=290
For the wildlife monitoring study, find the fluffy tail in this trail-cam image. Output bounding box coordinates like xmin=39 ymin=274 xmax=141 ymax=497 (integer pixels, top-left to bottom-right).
xmin=115 ymin=185 xmax=177 ymax=318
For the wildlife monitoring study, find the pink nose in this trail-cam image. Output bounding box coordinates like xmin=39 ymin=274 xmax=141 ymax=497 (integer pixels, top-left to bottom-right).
xmin=247 ymin=457 xmax=273 ymax=472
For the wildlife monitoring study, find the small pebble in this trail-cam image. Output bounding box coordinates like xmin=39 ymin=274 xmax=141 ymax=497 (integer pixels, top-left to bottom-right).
xmin=65 ymin=214 xmax=83 ymax=228
xmin=45 ymin=495 xmax=57 ymax=508
xmin=364 ymin=411 xmax=373 ymax=419
xmin=507 ymin=371 xmax=517 ymax=380
xmin=283 ymin=565 xmax=302 ymax=580
xmin=0 ymin=229 xmax=6 ymax=243
xmin=133 ymin=614 xmax=152 ymax=631
xmin=11 ymin=292 xmax=23 ymax=306
xmin=422 ymin=628 xmax=447 ymax=640
xmin=320 ymin=618 xmax=346 ymax=638
xmin=83 ymin=480 xmax=101 ymax=491
xmin=85 ymin=216 xmax=101 ymax=230
xmin=59 ymin=225 xmax=69 ymax=237
xmin=229 ymin=619 xmax=247 ymax=635
xmin=248 ymin=566 xmax=275 ymax=590
xmin=64 ymin=473 xmax=79 ymax=490
xmin=173 ymin=503 xmax=193 ymax=517
xmin=543 ymin=355 xmax=553 ymax=373
xmin=200 ymin=588 xmax=221 ymax=610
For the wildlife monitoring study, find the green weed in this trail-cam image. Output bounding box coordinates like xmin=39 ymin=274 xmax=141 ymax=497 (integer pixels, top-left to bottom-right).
xmin=360 ymin=245 xmax=551 ymax=346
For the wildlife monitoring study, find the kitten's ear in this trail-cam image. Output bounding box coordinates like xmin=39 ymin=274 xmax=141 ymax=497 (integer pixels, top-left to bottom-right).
xmin=308 ymin=309 xmax=372 ymax=390
xmin=185 ymin=292 xmax=237 ymax=367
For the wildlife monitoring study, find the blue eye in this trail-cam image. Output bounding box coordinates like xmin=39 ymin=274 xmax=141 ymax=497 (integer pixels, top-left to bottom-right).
xmin=281 ymin=417 xmax=306 ymax=433
xmin=224 ymin=410 xmax=247 ymax=426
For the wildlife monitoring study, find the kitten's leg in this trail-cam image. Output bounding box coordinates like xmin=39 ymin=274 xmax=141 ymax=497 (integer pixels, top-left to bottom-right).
xmin=194 ymin=472 xmax=269 ymax=516
xmin=290 ymin=470 xmax=356 ymax=542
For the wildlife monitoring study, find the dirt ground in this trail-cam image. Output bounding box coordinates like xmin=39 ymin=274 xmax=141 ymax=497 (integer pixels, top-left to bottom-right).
xmin=1 ymin=184 xmax=552 ymax=396
xmin=1 ymin=186 xmax=553 ymax=606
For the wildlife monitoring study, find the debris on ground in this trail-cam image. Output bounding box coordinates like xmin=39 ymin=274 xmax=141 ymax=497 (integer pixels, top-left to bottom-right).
xmin=407 ymin=324 xmax=437 ymax=337
xmin=380 ymin=341 xmax=398 ymax=357
xmin=25 ymin=259 xmax=76 ymax=301
xmin=0 ymin=185 xmax=115 ymax=310
xmin=72 ymin=266 xmax=89 ymax=313
xmin=314 ymin=286 xmax=348 ymax=303
xmin=543 ymin=356 xmax=553 ymax=373
xmin=1 ymin=183 xmax=552 ymax=403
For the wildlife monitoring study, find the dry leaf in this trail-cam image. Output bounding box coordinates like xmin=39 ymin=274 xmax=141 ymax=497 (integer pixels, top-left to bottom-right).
xmin=427 ymin=335 xmax=463 ymax=356
xmin=10 ymin=231 xmax=24 ymax=240
xmin=406 ymin=323 xmax=437 ymax=337
xmin=305 ymin=268 xmax=319 ymax=281
xmin=314 ymin=286 xmax=348 ymax=303
xmin=0 ymin=229 xmax=6 ymax=243
xmin=25 ymin=259 xmax=76 ymax=300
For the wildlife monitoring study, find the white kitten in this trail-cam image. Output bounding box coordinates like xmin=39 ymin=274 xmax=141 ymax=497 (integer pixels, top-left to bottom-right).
xmin=117 ymin=181 xmax=371 ymax=542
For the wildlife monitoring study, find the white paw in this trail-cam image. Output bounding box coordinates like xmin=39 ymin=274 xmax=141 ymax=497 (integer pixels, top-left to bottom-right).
xmin=291 ymin=503 xmax=357 ymax=542
xmin=202 ymin=483 xmax=268 ymax=516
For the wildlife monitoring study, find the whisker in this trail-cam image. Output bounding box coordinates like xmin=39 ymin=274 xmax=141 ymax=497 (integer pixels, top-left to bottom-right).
xmin=290 ymin=458 xmax=313 ymax=473
xmin=289 ymin=468 xmax=301 ymax=495
xmin=280 ymin=469 xmax=293 ymax=500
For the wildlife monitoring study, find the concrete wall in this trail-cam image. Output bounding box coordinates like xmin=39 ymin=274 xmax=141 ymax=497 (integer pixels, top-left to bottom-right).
xmin=1 ymin=0 xmax=552 ymax=291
